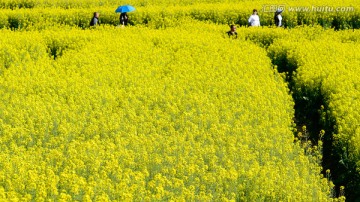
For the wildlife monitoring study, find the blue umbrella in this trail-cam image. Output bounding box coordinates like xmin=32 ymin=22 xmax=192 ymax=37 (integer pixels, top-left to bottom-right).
xmin=115 ymin=5 xmax=135 ymax=13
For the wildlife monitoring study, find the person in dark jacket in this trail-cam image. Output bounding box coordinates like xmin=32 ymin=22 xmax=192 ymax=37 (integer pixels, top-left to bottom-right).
xmin=120 ymin=12 xmax=129 ymax=26
xmin=274 ymin=9 xmax=283 ymax=27
xmin=90 ymin=12 xmax=100 ymax=26
xmin=226 ymin=25 xmax=238 ymax=39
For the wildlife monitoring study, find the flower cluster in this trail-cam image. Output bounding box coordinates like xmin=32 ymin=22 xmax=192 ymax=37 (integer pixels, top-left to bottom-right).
xmin=265 ymin=26 xmax=360 ymax=200
xmin=0 ymin=24 xmax=337 ymax=201
xmin=0 ymin=0 xmax=359 ymax=29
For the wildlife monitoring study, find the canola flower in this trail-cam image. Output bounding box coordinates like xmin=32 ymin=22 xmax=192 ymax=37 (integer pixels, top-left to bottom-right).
xmin=0 ymin=23 xmax=339 ymax=201
xmin=259 ymin=26 xmax=360 ymax=201
xmin=0 ymin=0 xmax=359 ymax=30
xmin=0 ymin=0 xmax=358 ymax=8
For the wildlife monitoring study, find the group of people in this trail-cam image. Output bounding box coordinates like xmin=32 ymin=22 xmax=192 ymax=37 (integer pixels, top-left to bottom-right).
xmin=227 ymin=8 xmax=283 ymax=38
xmin=90 ymin=8 xmax=283 ymax=32
xmin=90 ymin=12 xmax=129 ymax=27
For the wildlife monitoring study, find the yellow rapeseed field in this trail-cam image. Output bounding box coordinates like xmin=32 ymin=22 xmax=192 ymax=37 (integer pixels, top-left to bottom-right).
xmin=0 ymin=23 xmax=340 ymax=201
xmin=1 ymin=0 xmax=359 ymax=200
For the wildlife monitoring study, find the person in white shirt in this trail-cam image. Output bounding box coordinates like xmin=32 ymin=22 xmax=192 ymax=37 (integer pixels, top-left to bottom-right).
xmin=274 ymin=9 xmax=283 ymax=27
xmin=248 ymin=9 xmax=260 ymax=27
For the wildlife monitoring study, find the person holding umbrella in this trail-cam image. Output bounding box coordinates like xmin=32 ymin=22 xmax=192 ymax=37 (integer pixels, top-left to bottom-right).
xmin=115 ymin=5 xmax=135 ymax=26
xmin=120 ymin=12 xmax=129 ymax=26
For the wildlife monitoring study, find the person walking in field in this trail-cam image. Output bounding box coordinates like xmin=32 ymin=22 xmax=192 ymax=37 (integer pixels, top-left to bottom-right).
xmin=274 ymin=9 xmax=283 ymax=27
xmin=120 ymin=12 xmax=129 ymax=26
xmin=90 ymin=12 xmax=100 ymax=26
xmin=226 ymin=25 xmax=238 ymax=39
xmin=248 ymin=9 xmax=260 ymax=27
